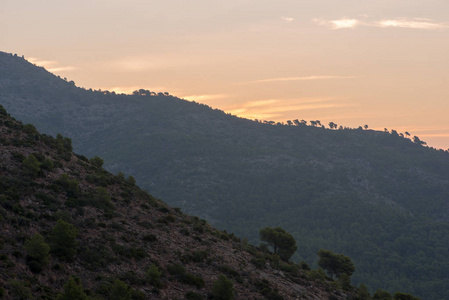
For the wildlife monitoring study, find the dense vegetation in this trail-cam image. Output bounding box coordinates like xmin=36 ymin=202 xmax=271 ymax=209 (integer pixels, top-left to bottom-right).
xmin=1 ymin=51 xmax=449 ymax=298
xmin=0 ymin=104 xmax=419 ymax=299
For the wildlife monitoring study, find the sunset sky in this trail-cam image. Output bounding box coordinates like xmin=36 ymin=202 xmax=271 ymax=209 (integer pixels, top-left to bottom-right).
xmin=2 ymin=0 xmax=449 ymax=149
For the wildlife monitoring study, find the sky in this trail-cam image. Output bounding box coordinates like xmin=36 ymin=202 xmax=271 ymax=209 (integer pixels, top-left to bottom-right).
xmin=1 ymin=0 xmax=449 ymax=149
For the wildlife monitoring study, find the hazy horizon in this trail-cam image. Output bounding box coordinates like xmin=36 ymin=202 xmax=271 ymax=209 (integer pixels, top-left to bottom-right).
xmin=2 ymin=0 xmax=449 ymax=149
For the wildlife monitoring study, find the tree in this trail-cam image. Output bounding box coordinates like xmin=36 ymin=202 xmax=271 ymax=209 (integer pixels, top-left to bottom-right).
xmin=25 ymin=233 xmax=50 ymax=273
xmin=57 ymin=277 xmax=88 ymax=300
xmin=22 ymin=154 xmax=40 ymax=177
xmin=259 ymin=227 xmax=297 ymax=261
xmin=393 ymin=292 xmax=421 ymax=300
xmin=146 ymin=264 xmax=162 ymax=287
xmin=317 ymin=249 xmax=355 ymax=279
xmin=49 ymin=219 xmax=78 ymax=261
xmin=373 ymin=289 xmax=393 ymax=300
xmin=109 ymin=279 xmax=131 ymax=300
xmin=93 ymin=187 xmax=114 ymax=212
xmin=413 ymin=136 xmax=426 ymax=146
xmin=90 ymin=156 xmax=104 ymax=168
xmin=126 ymin=176 xmax=136 ymax=185
xmin=364 ymin=124 xmax=369 ymax=130
xmin=212 ymin=274 xmax=234 ymax=300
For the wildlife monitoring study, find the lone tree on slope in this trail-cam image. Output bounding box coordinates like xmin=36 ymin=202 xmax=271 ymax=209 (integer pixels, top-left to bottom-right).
xmin=259 ymin=227 xmax=297 ymax=261
xmin=317 ymin=249 xmax=355 ymax=279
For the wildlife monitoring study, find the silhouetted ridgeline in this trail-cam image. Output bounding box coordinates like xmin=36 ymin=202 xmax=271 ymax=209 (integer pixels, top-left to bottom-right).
xmin=1 ymin=51 xmax=448 ymax=298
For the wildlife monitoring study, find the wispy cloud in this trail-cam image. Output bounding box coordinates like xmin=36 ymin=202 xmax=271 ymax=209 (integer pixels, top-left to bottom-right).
xmin=314 ymin=17 xmax=449 ymax=30
xmin=244 ymin=99 xmax=279 ymax=108
xmin=180 ymin=94 xmax=228 ymax=102
xmin=313 ymin=18 xmax=360 ymax=29
xmin=224 ymin=97 xmax=352 ymax=120
xmin=28 ymin=57 xmax=78 ymax=73
xmin=281 ymin=17 xmax=294 ymax=23
xmin=376 ymin=19 xmax=449 ymax=30
xmin=47 ymin=66 xmax=77 ymax=72
xmin=243 ymin=76 xmax=356 ymax=85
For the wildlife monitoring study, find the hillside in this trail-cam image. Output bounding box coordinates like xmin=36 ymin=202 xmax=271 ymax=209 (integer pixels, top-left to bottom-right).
xmin=0 ymin=104 xmax=370 ymax=299
xmin=1 ymin=51 xmax=449 ymax=298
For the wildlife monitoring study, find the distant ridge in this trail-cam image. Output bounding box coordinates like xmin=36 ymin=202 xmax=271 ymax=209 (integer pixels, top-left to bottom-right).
xmin=1 ymin=51 xmax=449 ymax=298
xmin=0 ymin=103 xmax=365 ymax=299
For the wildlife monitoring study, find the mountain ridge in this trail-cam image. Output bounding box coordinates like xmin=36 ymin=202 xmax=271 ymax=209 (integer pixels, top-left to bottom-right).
xmin=1 ymin=51 xmax=448 ymax=298
xmin=1 ymin=104 xmax=363 ymax=299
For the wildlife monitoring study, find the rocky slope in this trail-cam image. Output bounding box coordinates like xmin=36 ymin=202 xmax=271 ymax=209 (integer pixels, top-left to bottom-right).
xmin=0 ymin=105 xmax=366 ymax=299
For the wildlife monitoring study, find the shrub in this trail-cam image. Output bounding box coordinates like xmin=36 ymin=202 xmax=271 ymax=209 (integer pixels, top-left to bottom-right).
xmin=185 ymin=291 xmax=204 ymax=300
xmin=212 ymin=274 xmax=234 ymax=300
xmin=126 ymin=176 xmax=136 ymax=185
xmin=92 ymin=187 xmax=114 ymax=212
xmin=142 ymin=234 xmax=157 ymax=242
xmin=299 ymin=260 xmax=311 ymax=271
xmin=8 ymin=280 xmax=32 ymax=299
xmin=373 ymin=289 xmax=393 ymax=299
xmin=109 ymin=279 xmax=131 ymax=300
xmin=393 ymin=292 xmax=420 ymax=300
xmin=22 ymin=154 xmax=40 ymax=177
xmin=180 ymin=273 xmax=205 ymax=289
xmin=251 ymin=257 xmax=266 ymax=269
xmin=56 ymin=174 xmax=80 ymax=199
xmin=89 ymin=156 xmax=104 ymax=168
xmin=49 ymin=219 xmax=78 ymax=261
xmin=167 ymin=263 xmax=186 ymax=276
xmin=116 ymin=172 xmax=125 ymax=181
xmin=41 ymin=158 xmax=54 ymax=170
xmin=22 ymin=123 xmax=38 ymax=135
xmin=166 ymin=264 xmax=205 ymax=288
xmin=56 ymin=276 xmax=88 ymax=300
xmin=24 ymin=233 xmax=50 ymax=273
xmin=146 ymin=264 xmax=162 ymax=287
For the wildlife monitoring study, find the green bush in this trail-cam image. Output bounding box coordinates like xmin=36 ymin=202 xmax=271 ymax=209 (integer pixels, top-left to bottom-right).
xmin=109 ymin=279 xmax=131 ymax=300
xmin=25 ymin=233 xmax=50 ymax=273
xmin=167 ymin=263 xmax=186 ymax=276
xmin=22 ymin=123 xmax=38 ymax=135
xmin=41 ymin=158 xmax=54 ymax=170
xmin=166 ymin=264 xmax=204 ymax=288
xmin=8 ymin=280 xmax=32 ymax=299
xmin=393 ymin=292 xmax=421 ymax=300
xmin=56 ymin=276 xmax=88 ymax=300
xmin=92 ymin=187 xmax=114 ymax=212
xmin=373 ymin=289 xmax=393 ymax=299
xmin=126 ymin=176 xmax=136 ymax=185
xmin=89 ymin=156 xmax=104 ymax=168
xmin=180 ymin=273 xmax=205 ymax=289
xmin=212 ymin=274 xmax=234 ymax=300
xmin=146 ymin=264 xmax=162 ymax=287
xmin=56 ymin=174 xmax=81 ymax=199
xmin=22 ymin=154 xmax=40 ymax=177
xmin=49 ymin=219 xmax=78 ymax=261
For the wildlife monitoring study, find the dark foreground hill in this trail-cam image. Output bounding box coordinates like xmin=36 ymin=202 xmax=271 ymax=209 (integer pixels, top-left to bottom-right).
xmin=1 ymin=51 xmax=449 ymax=298
xmin=0 ymin=104 xmax=369 ymax=299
